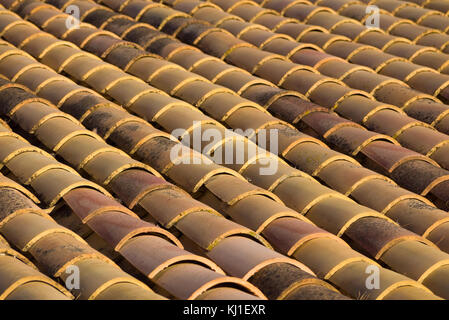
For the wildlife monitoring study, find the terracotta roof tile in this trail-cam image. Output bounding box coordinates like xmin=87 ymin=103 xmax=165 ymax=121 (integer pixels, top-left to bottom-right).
xmin=0 ymin=253 xmax=72 ymax=299
xmin=0 ymin=125 xmax=261 ymax=300
xmin=0 ymin=0 xmax=449 ymax=300
xmin=152 ymin=262 xmax=265 ymax=299
xmin=196 ymin=286 xmax=262 ymax=299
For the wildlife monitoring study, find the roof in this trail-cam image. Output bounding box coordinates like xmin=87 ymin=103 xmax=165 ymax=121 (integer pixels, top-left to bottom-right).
xmin=0 ymin=0 xmax=448 ymax=300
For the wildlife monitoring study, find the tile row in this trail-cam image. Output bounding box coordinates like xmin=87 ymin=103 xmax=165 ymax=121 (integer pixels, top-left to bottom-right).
xmin=0 ymin=29 xmax=356 ymax=299
xmin=0 ymin=45 xmax=292 ymax=300
xmin=210 ymin=0 xmax=446 ymax=71
xmin=237 ymin=0 xmax=449 ymax=121
xmin=273 ymin=0 xmax=449 ymax=82
xmin=1 ymin=6 xmax=445 ymax=299
xmin=3 ymin=59 xmax=434 ymax=299
xmin=0 ymin=79 xmax=282 ymax=299
xmin=16 ymin=0 xmax=449 ymax=256
xmin=200 ymin=0 xmax=449 ymax=138
xmin=307 ymin=0 xmax=449 ymax=71
xmin=62 ymin=188 xmax=267 ymax=300
xmin=311 ymin=0 xmax=449 ymax=37
xmin=0 ymin=105 xmax=227 ymax=300
xmin=126 ymin=0 xmax=449 ymax=137
xmin=75 ymin=0 xmax=449 ymax=213
xmin=12 ymin=0 xmax=442 ymax=239
xmin=111 ymin=0 xmax=449 ymax=173
xmin=361 ymin=0 xmax=449 ymax=33
xmin=7 ymin=1 xmax=449 ymax=298
xmin=0 ymin=187 xmax=73 ymax=300
xmin=1 ymin=86 xmax=272 ymax=299
xmin=416 ymin=0 xmax=449 ymax=15
xmin=0 ymin=171 xmax=169 ymax=300
xmin=0 ymin=128 xmax=184 ymax=299
xmin=279 ymin=0 xmax=449 ymax=53
xmin=0 ymin=34 xmax=360 ymax=301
